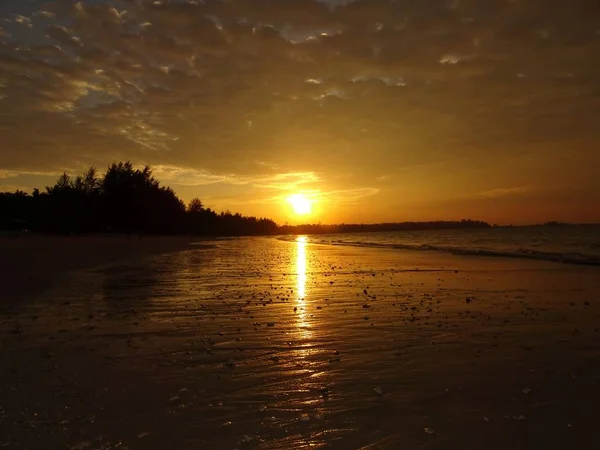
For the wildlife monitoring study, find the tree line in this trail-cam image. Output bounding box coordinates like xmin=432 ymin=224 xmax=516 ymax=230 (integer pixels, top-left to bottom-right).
xmin=0 ymin=162 xmax=277 ymax=236
xmin=278 ymin=220 xmax=491 ymax=235
xmin=0 ymin=162 xmax=492 ymax=236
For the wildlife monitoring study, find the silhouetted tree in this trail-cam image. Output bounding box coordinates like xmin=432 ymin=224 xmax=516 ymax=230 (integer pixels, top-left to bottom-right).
xmin=188 ymin=198 xmax=204 ymax=213
xmin=278 ymin=220 xmax=492 ymax=235
xmin=101 ymin=162 xmax=185 ymax=234
xmin=0 ymin=162 xmax=488 ymax=237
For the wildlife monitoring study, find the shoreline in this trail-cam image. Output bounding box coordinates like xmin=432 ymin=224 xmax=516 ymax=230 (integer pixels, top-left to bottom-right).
xmin=1 ymin=236 xmax=599 ymax=449
xmin=3 ymin=233 xmax=597 ymax=305
xmin=275 ymin=233 xmax=600 ymax=267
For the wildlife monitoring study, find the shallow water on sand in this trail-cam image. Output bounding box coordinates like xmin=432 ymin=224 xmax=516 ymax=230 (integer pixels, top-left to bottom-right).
xmin=292 ymin=224 xmax=600 ymax=266
xmin=1 ymin=237 xmax=600 ymax=449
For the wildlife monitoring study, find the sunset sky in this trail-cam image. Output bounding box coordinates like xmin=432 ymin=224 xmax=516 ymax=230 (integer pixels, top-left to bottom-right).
xmin=1 ymin=0 xmax=599 ymax=225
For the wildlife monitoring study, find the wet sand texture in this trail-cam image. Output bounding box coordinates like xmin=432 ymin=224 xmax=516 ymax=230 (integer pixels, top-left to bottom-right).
xmin=0 ymin=235 xmax=196 ymax=301
xmin=1 ymin=237 xmax=600 ymax=449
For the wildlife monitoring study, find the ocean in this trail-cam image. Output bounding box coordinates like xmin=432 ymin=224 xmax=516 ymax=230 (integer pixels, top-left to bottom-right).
xmin=281 ymin=224 xmax=600 ymax=266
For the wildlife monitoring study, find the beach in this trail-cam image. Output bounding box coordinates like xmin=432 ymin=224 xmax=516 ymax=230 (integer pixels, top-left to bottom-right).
xmin=0 ymin=235 xmax=200 ymax=302
xmin=1 ymin=236 xmax=600 ymax=449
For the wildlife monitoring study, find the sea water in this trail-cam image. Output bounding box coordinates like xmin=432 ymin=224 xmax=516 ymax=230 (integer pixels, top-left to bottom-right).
xmin=282 ymin=224 xmax=600 ymax=265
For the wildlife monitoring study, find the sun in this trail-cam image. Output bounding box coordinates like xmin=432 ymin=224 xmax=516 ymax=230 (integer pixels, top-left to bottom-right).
xmin=288 ymin=194 xmax=311 ymax=215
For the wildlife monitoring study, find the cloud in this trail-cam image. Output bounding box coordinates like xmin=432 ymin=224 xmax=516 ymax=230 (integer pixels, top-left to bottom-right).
xmin=154 ymin=165 xmax=321 ymax=190
xmin=0 ymin=169 xmax=61 ymax=179
xmin=0 ymin=170 xmax=18 ymax=178
xmin=0 ymin=184 xmax=28 ymax=193
xmin=252 ymin=172 xmax=322 ymax=190
xmin=476 ymin=186 xmax=531 ymax=199
xmin=262 ymin=186 xmax=379 ymax=206
xmin=151 ymin=165 xmax=241 ymax=186
xmin=316 ymin=187 xmax=380 ymax=203
xmin=0 ymin=0 xmax=598 ymax=222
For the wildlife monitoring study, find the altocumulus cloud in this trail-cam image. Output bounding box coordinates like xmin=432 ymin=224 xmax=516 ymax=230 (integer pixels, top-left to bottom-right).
xmin=0 ymin=0 xmax=599 ymax=218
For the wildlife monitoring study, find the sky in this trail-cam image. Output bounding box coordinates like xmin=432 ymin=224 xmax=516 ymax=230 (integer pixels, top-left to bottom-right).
xmin=0 ymin=0 xmax=599 ymax=225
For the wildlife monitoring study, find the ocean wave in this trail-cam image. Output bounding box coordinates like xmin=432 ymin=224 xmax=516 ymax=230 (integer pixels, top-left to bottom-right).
xmin=277 ymin=236 xmax=600 ymax=266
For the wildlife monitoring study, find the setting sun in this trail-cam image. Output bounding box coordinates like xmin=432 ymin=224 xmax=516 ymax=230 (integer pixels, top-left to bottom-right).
xmin=288 ymin=194 xmax=311 ymax=215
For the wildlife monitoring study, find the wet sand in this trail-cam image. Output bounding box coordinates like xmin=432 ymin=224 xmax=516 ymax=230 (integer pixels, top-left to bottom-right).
xmin=0 ymin=235 xmax=201 ymax=302
xmin=1 ymin=237 xmax=600 ymax=449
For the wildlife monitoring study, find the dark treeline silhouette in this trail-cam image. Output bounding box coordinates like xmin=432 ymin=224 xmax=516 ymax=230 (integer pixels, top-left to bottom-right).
xmin=1 ymin=162 xmax=492 ymax=236
xmin=278 ymin=220 xmax=491 ymax=235
xmin=0 ymin=162 xmax=277 ymax=236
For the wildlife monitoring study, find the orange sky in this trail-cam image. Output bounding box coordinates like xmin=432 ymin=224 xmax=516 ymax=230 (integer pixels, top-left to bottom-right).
xmin=1 ymin=0 xmax=599 ymax=225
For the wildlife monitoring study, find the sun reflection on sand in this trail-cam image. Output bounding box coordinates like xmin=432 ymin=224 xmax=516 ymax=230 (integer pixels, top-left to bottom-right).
xmin=295 ymin=236 xmax=312 ymax=341
xmin=296 ymin=236 xmax=307 ymax=299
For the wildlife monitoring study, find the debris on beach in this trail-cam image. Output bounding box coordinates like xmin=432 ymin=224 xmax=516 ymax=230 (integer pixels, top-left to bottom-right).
xmin=224 ymin=358 xmax=237 ymax=368
xmin=238 ymin=435 xmax=256 ymax=445
xmin=504 ymin=414 xmax=526 ymax=421
xmin=5 ymin=227 xmax=600 ymax=450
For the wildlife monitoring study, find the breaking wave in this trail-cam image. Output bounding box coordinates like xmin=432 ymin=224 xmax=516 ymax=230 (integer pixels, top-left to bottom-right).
xmin=278 ymin=226 xmax=600 ymax=266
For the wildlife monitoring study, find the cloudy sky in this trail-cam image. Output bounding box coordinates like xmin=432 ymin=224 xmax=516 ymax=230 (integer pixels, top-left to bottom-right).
xmin=1 ymin=0 xmax=599 ymax=224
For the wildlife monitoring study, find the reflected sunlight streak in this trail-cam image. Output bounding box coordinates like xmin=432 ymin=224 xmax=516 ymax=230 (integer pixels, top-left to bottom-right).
xmin=295 ymin=236 xmax=312 ymax=340
xmin=296 ymin=236 xmax=307 ymax=300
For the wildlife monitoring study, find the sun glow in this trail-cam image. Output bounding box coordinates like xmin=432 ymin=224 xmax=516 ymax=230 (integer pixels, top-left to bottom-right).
xmin=288 ymin=193 xmax=312 ymax=215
